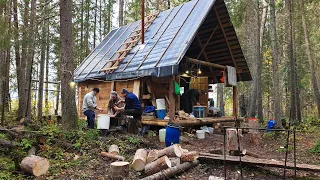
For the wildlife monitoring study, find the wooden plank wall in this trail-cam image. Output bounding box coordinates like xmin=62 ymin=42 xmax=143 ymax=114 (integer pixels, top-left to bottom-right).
xmin=78 ymin=81 xmax=113 ymax=118
xmin=190 ymin=77 xmax=209 ymax=106
xmin=115 ymin=81 xmax=134 ymax=95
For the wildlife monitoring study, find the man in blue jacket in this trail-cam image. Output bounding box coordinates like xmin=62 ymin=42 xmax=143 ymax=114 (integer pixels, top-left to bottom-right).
xmin=115 ymin=88 xmax=143 ymax=132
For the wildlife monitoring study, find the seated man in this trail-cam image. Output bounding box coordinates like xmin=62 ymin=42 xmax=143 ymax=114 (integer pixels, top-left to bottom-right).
xmin=115 ymin=88 xmax=142 ymax=132
xmin=107 ymin=91 xmax=124 ymax=117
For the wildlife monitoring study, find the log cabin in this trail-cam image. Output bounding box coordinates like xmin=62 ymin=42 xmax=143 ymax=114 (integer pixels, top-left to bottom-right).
xmin=73 ymin=0 xmax=251 ymax=127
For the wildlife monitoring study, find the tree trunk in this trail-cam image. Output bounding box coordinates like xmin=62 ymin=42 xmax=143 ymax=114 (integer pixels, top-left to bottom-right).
xmin=93 ymin=0 xmax=97 ymax=47
xmin=301 ymin=1 xmax=320 ymax=118
xmin=217 ymin=84 xmax=224 ymax=116
xmin=80 ymin=0 xmax=84 ymax=61
xmin=119 ymin=0 xmax=124 ymax=27
xmin=37 ymin=21 xmax=46 ymax=121
xmin=45 ymin=19 xmax=50 ymax=116
xmin=60 ymin=0 xmax=79 ymax=130
xmin=145 ymin=156 xmax=171 ymax=175
xmin=147 ymin=149 xmax=159 ymax=163
xmin=84 ymin=0 xmax=90 ymax=56
xmin=269 ymin=0 xmax=282 ymax=127
xmin=157 ymin=144 xmax=183 ymax=158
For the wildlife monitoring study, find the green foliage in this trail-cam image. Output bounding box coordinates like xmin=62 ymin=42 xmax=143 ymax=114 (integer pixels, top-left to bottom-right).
xmin=296 ymin=117 xmax=320 ymax=133
xmin=0 ymin=133 xmax=8 ymax=140
xmin=20 ymin=138 xmax=34 ymax=151
xmin=309 ymin=140 xmax=320 ymax=153
xmin=127 ymin=136 xmax=141 ymax=145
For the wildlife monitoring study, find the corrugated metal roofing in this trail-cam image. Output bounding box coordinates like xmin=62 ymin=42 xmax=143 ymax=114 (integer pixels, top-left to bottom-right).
xmin=74 ymin=0 xmax=251 ymax=82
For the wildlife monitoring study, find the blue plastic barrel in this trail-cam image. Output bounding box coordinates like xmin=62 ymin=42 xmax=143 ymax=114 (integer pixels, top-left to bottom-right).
xmin=165 ymin=124 xmax=180 ymax=147
xmin=156 ymin=109 xmax=167 ymax=120
xmin=267 ymin=120 xmax=276 ymax=132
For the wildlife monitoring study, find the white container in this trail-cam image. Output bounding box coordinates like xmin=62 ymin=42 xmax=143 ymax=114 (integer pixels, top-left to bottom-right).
xmin=97 ymin=114 xmax=110 ymax=129
xmin=196 ymin=130 xmax=205 ymax=139
xmin=156 ymin=98 xmax=166 ymax=109
xmin=208 ymin=127 xmax=214 ymax=134
xmin=159 ymin=129 xmax=166 ymax=142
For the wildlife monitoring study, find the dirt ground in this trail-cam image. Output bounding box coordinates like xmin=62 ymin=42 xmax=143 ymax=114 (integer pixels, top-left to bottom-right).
xmin=31 ymin=128 xmax=320 ymax=180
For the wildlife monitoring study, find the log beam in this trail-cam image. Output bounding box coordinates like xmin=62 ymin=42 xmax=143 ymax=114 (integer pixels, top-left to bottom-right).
xmin=185 ymin=57 xmax=226 ymax=70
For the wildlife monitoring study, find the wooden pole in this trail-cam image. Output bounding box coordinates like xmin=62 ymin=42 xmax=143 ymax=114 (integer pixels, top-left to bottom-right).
xmin=185 ymin=57 xmax=226 ymax=70
xmin=233 ymin=86 xmax=239 ymax=127
xmin=169 ymin=76 xmax=176 ymax=122
xmin=141 ymin=0 xmax=145 ymax=44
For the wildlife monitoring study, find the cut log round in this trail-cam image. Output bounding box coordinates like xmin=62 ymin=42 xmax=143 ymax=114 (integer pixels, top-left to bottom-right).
xmin=20 ymin=155 xmax=50 ymax=176
xmin=147 ymin=149 xmax=159 ymax=164
xmin=100 ymin=152 xmax=125 ymax=161
xmin=141 ymin=160 xmax=200 ymax=180
xmin=226 ymin=129 xmax=242 ymax=152
xmin=110 ymin=161 xmax=129 ymax=178
xmin=181 ymin=151 xmax=199 ymax=163
xmin=157 ymin=144 xmax=183 ymax=158
xmin=145 ymin=156 xmax=171 ymax=175
xmin=169 ymin=157 xmax=180 ymax=167
xmin=131 ymin=149 xmax=148 ymax=171
xmin=108 ymin=144 xmax=120 ymax=155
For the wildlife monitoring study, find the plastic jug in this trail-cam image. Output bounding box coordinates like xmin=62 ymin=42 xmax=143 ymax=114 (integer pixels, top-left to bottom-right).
xmin=97 ymin=114 xmax=110 ymax=129
xmin=165 ymin=124 xmax=180 ymax=147
xmin=159 ymin=129 xmax=166 ymax=142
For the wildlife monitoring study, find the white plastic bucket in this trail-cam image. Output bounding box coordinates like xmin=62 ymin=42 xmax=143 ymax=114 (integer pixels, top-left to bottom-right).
xmin=196 ymin=130 xmax=205 ymax=139
xmin=156 ymin=99 xmax=166 ymax=109
xmin=208 ymin=127 xmax=214 ymax=134
xmin=159 ymin=129 xmax=166 ymax=142
xmin=97 ymin=114 xmax=110 ymax=129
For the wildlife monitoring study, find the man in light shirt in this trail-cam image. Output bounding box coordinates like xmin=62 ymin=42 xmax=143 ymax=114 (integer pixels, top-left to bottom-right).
xmin=82 ymin=88 xmax=103 ymax=129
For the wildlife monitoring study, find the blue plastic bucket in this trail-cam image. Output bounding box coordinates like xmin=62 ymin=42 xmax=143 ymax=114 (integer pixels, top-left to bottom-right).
xmin=165 ymin=124 xmax=180 ymax=147
xmin=156 ymin=109 xmax=167 ymax=120
xmin=267 ymin=120 xmax=276 ymax=132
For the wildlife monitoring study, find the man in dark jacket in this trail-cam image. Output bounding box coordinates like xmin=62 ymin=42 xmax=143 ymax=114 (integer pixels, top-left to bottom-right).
xmin=115 ymin=89 xmax=143 ymax=132
xmin=182 ymin=89 xmax=203 ymax=113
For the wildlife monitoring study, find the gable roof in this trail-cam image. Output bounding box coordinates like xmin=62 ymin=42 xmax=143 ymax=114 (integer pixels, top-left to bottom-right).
xmin=74 ymin=0 xmax=251 ymax=83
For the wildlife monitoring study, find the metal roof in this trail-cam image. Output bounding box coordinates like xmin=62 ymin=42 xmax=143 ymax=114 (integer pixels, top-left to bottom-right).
xmin=74 ymin=0 xmax=251 ymax=83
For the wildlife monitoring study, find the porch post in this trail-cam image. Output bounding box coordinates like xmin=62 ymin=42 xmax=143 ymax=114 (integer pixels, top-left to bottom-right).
xmin=169 ymin=76 xmax=176 ymax=122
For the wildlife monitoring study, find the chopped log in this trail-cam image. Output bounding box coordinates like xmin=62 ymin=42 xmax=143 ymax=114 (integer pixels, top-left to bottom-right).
xmin=20 ymin=155 xmax=50 ymax=176
xmin=0 ymin=139 xmax=14 ymax=148
xmin=209 ymin=148 xmax=223 ymax=155
xmin=140 ymin=160 xmax=200 ymax=180
xmin=169 ymin=157 xmax=180 ymax=167
xmin=10 ymin=125 xmax=25 ymax=132
xmin=28 ymin=146 xmax=37 ymax=156
xmin=108 ymin=144 xmax=120 ymax=155
xmin=226 ymin=129 xmax=242 ymax=152
xmin=110 ymin=161 xmax=129 ymax=179
xmin=157 ymin=144 xmax=182 ymax=158
xmin=131 ymin=149 xmax=148 ymax=171
xmin=181 ymin=148 xmax=189 ymax=153
xmin=242 ymin=149 xmax=260 ymax=158
xmin=198 ymin=153 xmax=320 ymax=172
xmin=100 ymin=152 xmax=125 ymax=161
xmin=145 ymin=156 xmax=171 ymax=175
xmin=181 ymin=151 xmax=199 ymax=163
xmin=147 ymin=149 xmax=159 ymax=163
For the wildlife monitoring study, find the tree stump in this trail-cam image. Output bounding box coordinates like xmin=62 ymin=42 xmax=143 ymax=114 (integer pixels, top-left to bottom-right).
xmin=181 ymin=151 xmax=199 ymax=163
xmin=131 ymin=149 xmax=148 ymax=171
xmin=110 ymin=161 xmax=129 ymax=179
xmin=249 ymin=132 xmax=261 ymax=145
xmin=100 ymin=152 xmax=125 ymax=161
xmin=20 ymin=155 xmax=50 ymax=176
xmin=226 ymin=129 xmax=242 ymax=152
xmin=108 ymin=145 xmax=120 ymax=155
xmin=145 ymin=155 xmax=171 ymax=175
xmin=157 ymin=144 xmax=183 ymax=158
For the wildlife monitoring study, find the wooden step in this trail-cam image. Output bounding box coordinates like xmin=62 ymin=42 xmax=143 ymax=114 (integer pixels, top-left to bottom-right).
xmin=102 ymin=66 xmax=118 ymax=71
xmin=123 ymin=39 xmax=139 ymax=44
xmin=109 ymin=57 xmax=125 ymax=62
xmin=116 ymin=49 xmax=132 ymax=53
xmin=128 ymin=34 xmax=141 ymax=39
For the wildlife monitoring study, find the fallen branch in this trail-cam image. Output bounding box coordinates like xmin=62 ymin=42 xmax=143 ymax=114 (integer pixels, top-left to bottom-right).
xmin=100 ymin=152 xmax=125 ymax=161
xmin=140 ymin=160 xmax=200 ymax=180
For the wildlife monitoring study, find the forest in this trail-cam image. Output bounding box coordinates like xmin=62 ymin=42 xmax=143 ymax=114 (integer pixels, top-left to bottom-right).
xmin=0 ymin=0 xmax=320 ymax=179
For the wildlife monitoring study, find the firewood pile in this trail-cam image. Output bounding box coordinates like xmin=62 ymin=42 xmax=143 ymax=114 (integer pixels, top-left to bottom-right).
xmin=100 ymin=144 xmax=200 ymax=180
xmin=176 ymin=110 xmax=193 ymax=120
